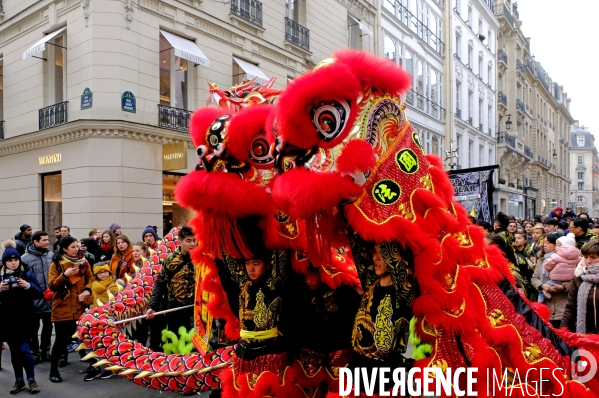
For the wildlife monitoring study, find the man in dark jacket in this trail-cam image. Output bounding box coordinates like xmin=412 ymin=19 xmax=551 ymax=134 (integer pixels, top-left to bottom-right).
xmin=569 ymin=217 xmax=596 ymax=249
xmin=146 ymin=226 xmax=197 ymax=332
xmin=14 ymin=225 xmax=33 ymax=255
xmin=21 ymin=231 xmax=54 ymax=363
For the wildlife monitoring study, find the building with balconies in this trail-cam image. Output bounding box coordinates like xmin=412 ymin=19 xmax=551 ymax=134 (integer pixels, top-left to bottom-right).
xmin=494 ymin=0 xmax=573 ymax=218
xmin=0 ymin=0 xmax=374 ymax=239
xmin=569 ymin=123 xmax=599 ymax=215
xmin=382 ymin=0 xmax=446 ymax=157
xmin=444 ymin=0 xmax=498 ymax=170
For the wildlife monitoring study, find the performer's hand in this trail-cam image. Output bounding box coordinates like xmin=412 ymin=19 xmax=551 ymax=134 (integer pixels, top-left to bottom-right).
xmin=146 ymin=308 xmax=156 ymax=319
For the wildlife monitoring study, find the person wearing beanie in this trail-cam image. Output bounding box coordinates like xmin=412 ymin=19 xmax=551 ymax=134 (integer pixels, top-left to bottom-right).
xmin=142 ymin=226 xmax=159 ymax=250
xmin=14 ymin=224 xmax=33 ymax=256
xmin=108 ymin=223 xmax=122 ymax=236
xmin=548 ymin=206 xmax=564 ymax=222
xmin=531 ymin=233 xmax=572 ymax=328
xmin=0 ymin=240 xmax=43 ymax=394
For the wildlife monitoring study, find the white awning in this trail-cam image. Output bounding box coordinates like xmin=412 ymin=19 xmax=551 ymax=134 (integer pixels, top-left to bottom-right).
xmin=233 ymin=57 xmax=269 ymax=84
xmin=160 ymin=30 xmax=210 ymax=67
xmin=349 ymin=15 xmax=373 ymax=36
xmin=22 ymin=27 xmax=67 ymax=60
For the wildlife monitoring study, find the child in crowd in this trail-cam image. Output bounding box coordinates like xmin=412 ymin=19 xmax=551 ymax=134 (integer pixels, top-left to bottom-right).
xmin=83 ymin=261 xmax=120 ymax=381
xmin=0 ymin=240 xmax=43 ymax=394
xmin=539 ymin=233 xmax=579 ymax=302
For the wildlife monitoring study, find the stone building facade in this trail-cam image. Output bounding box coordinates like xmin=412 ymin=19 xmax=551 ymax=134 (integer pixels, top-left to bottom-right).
xmin=494 ymin=0 xmax=573 ymax=218
xmin=381 ymin=0 xmax=446 ymax=158
xmin=0 ymin=0 xmax=375 ymax=240
xmin=445 ymin=0 xmax=498 ymax=170
xmin=569 ymin=123 xmax=599 ymax=215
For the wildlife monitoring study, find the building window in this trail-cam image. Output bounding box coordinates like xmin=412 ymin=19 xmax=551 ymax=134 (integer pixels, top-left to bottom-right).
xmin=468 ymin=140 xmax=473 ymax=167
xmin=285 ymin=0 xmax=299 ymax=21
xmin=478 ymin=20 xmax=483 ymax=34
xmin=455 ymin=0 xmax=460 ymax=14
xmin=0 ymin=58 xmax=3 ymax=122
xmin=488 ymin=105 xmax=492 ymax=134
xmin=478 ymin=99 xmax=483 ymax=126
xmin=467 ymin=45 xmax=473 ymax=68
xmin=159 ymin=33 xmax=189 ymax=109
xmin=416 ymin=60 xmax=424 ymax=109
xmin=578 ymin=182 xmax=584 ymax=190
xmin=468 ymin=6 xmax=472 ymax=28
xmin=578 ymin=172 xmax=584 ymax=180
xmin=468 ymin=90 xmax=473 ymax=120
xmin=42 ymin=172 xmax=62 ymax=237
xmin=578 ymin=195 xmax=584 ymax=202
xmin=479 ymin=145 xmax=483 ymax=165
xmin=432 ymin=136 xmax=438 ymax=155
xmin=578 ymin=135 xmax=585 ymax=147
xmin=348 ymin=16 xmax=362 ymax=50
xmin=47 ymin=32 xmax=66 ymax=105
xmin=478 ymin=56 xmax=483 ymax=75
xmin=456 ymin=81 xmax=461 ymax=113
xmin=383 ymin=35 xmax=395 ymax=62
xmin=578 ymin=155 xmax=584 ymax=164
xmin=487 ymin=29 xmax=492 ymax=51
xmin=430 ymin=70 xmax=439 ymax=118
xmin=456 ymin=34 xmax=461 ymax=58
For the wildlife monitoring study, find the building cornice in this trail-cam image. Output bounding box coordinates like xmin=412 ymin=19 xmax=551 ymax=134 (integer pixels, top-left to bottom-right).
xmin=0 ymin=120 xmax=193 ymax=156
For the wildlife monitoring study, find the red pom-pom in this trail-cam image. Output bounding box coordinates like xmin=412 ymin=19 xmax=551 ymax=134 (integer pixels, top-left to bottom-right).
xmin=337 ymin=139 xmax=376 ymax=175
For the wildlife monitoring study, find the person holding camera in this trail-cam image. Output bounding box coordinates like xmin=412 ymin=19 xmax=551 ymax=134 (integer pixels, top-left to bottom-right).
xmin=47 ymin=236 xmax=93 ymax=383
xmin=0 ymin=240 xmax=43 ymax=394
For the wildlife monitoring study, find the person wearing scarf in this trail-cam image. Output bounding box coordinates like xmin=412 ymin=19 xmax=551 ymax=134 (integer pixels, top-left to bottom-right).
xmin=47 ymin=236 xmax=93 ymax=383
xmin=83 ymin=261 xmax=121 ymax=381
xmin=109 ymin=235 xmax=135 ymax=282
xmin=561 ymin=240 xmax=599 ymax=334
xmin=98 ymin=230 xmax=115 ymax=262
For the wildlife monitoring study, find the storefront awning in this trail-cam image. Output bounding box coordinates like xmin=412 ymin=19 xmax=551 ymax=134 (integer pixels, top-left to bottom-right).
xmin=160 ymin=30 xmax=210 ymax=67
xmin=22 ymin=27 xmax=67 ymax=60
xmin=233 ymin=57 xmax=269 ymax=84
xmin=349 ymin=15 xmax=373 ymax=36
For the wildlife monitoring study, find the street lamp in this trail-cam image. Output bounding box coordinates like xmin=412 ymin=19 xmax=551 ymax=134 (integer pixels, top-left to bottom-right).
xmin=496 ymin=114 xmax=512 ymax=143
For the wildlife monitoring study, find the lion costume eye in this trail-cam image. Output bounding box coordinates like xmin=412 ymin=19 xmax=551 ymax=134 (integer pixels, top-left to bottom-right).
xmin=310 ymin=100 xmax=351 ymax=142
xmin=249 ymin=135 xmax=274 ymax=165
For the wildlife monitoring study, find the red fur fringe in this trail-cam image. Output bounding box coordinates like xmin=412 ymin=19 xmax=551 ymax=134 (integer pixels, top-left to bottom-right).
xmin=275 ymin=61 xmax=362 ymax=149
xmin=225 ymin=104 xmax=274 ymax=162
xmin=333 ymin=49 xmax=412 ymax=95
xmin=336 ymin=139 xmax=376 ymax=175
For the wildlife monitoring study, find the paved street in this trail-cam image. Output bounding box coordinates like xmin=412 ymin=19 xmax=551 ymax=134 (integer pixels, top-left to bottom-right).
xmin=0 ymin=346 xmax=180 ymax=397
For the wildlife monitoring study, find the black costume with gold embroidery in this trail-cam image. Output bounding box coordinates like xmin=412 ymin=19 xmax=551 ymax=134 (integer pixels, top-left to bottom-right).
xmin=349 ymin=238 xmax=416 ymax=363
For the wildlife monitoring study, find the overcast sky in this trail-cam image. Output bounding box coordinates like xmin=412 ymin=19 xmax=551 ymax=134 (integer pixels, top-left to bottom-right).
xmin=516 ymin=0 xmax=598 ymax=132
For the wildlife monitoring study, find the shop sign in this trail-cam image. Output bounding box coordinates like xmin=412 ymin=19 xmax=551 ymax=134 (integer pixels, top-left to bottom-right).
xmin=81 ymin=88 xmax=93 ymax=110
xmin=38 ymin=153 xmax=62 ymax=166
xmin=508 ymin=194 xmax=523 ymax=202
xmin=121 ymin=91 xmax=136 ymax=113
xmin=163 ymin=142 xmax=187 ymax=171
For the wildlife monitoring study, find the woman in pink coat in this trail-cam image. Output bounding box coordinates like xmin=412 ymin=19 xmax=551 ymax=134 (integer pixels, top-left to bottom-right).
xmin=539 ymin=233 xmax=579 ymax=302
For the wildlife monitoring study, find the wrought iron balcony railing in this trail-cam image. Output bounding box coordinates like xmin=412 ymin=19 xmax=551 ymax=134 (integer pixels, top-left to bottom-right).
xmin=0 ymin=121 xmax=4 ymax=140
xmin=478 ymin=123 xmax=483 ymax=132
xmin=498 ymin=49 xmax=508 ymax=66
xmin=497 ymin=132 xmax=516 ymax=148
xmin=230 ymin=0 xmax=263 ymax=28
xmin=488 ymin=128 xmax=492 ymax=136
xmin=158 ymin=105 xmax=193 ymax=132
xmin=39 ymin=102 xmax=68 ymax=130
xmin=524 ymin=145 xmax=533 ymax=158
xmin=395 ymin=2 xmax=445 ymax=55
xmin=498 ymin=91 xmax=507 ymax=107
xmin=285 ymin=17 xmax=310 ymax=51
xmin=516 ymin=99 xmax=526 ymax=114
xmin=516 ymin=59 xmax=525 ymax=75
xmin=467 ymin=116 xmax=473 ymax=125
xmin=406 ymin=89 xmax=446 ymax=121
xmin=537 ymin=155 xmax=549 ymax=168
xmin=483 ymin=0 xmax=494 ymax=12
xmin=494 ymin=4 xmax=514 ymax=27
xmin=455 ymin=108 xmax=461 ymax=119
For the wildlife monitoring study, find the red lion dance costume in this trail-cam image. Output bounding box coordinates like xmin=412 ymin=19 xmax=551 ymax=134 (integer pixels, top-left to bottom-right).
xmin=77 ymin=50 xmax=599 ymax=397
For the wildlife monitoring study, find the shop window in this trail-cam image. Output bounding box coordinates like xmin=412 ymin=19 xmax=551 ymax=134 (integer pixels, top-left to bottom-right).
xmin=163 ymin=172 xmax=194 ymax=233
xmin=159 ymin=33 xmax=189 ymax=110
xmin=348 ymin=16 xmax=363 ymax=50
xmin=42 ymin=173 xmax=62 ymax=242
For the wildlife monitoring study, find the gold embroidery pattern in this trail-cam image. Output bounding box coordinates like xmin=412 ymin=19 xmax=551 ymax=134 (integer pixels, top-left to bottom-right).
xmin=253 ymin=289 xmax=267 ymax=328
xmin=420 ymin=174 xmax=434 ymax=192
xmin=374 ymin=295 xmax=394 ymax=352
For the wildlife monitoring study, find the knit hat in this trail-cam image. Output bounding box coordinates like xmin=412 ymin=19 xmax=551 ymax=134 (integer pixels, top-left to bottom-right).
xmin=109 ymin=223 xmax=121 ymax=233
xmin=1 ymin=240 xmax=21 ymax=265
xmin=557 ymin=233 xmax=576 ymax=247
xmin=93 ymin=261 xmax=112 ymax=276
xmin=142 ymin=225 xmax=158 ymax=242
xmin=20 ymin=224 xmax=31 ymax=233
